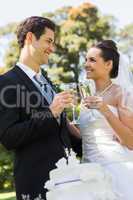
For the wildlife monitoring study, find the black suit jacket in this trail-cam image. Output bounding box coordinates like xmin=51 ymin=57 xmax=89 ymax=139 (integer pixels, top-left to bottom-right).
xmin=0 ymin=65 xmax=71 ymax=199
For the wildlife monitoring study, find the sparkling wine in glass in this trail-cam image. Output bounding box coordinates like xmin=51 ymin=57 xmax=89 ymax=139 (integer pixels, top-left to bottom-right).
xmin=79 ymin=82 xmax=103 ymax=109
xmin=61 ymin=83 xmax=81 ymax=124
xmin=78 ymin=82 xmax=92 ymax=99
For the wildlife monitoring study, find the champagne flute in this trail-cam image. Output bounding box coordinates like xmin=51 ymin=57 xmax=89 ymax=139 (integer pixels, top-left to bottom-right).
xmin=67 ymin=83 xmax=81 ymax=124
xmin=78 ymin=81 xmax=103 ymax=122
xmin=61 ymin=83 xmax=81 ymax=124
xmin=78 ymin=82 xmax=92 ymax=99
xmin=79 ymin=82 xmax=102 ymax=109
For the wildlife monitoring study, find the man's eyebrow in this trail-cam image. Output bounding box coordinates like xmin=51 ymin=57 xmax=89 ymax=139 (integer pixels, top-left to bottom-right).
xmin=46 ymin=37 xmax=54 ymax=42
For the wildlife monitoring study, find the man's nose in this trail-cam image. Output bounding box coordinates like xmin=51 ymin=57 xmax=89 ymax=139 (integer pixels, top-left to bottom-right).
xmin=49 ymin=43 xmax=55 ymax=53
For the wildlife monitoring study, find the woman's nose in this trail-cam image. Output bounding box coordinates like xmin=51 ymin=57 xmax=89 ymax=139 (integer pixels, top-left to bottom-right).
xmin=85 ymin=62 xmax=89 ymax=70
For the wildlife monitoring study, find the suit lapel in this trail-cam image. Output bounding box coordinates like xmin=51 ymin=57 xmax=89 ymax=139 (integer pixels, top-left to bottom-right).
xmin=12 ymin=65 xmax=49 ymax=106
xmin=12 ymin=65 xmax=63 ymax=128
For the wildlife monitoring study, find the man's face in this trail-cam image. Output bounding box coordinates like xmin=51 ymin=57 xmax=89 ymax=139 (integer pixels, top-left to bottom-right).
xmin=30 ymin=27 xmax=55 ymax=65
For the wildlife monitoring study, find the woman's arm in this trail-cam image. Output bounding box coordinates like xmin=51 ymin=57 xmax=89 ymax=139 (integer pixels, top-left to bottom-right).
xmin=100 ymin=103 xmax=133 ymax=149
xmin=84 ymin=95 xmax=133 ymax=149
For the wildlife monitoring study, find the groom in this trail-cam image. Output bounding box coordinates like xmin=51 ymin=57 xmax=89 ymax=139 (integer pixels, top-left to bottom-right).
xmin=0 ymin=16 xmax=76 ymax=200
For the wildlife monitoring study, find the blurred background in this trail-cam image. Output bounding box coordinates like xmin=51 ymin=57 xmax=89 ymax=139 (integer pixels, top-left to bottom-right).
xmin=0 ymin=0 xmax=133 ymax=198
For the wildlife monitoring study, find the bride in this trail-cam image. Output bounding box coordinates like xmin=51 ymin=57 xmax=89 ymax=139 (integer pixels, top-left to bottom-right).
xmin=79 ymin=40 xmax=133 ymax=199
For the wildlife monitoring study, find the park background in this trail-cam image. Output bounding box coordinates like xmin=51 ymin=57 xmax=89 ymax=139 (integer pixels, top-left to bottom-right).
xmin=0 ymin=0 xmax=133 ymax=199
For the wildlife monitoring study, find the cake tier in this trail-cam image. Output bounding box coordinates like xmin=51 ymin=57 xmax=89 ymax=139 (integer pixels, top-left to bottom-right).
xmin=50 ymin=163 xmax=105 ymax=184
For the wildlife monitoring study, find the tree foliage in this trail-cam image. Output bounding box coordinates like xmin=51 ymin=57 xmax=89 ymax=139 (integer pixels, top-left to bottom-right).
xmin=42 ymin=3 xmax=112 ymax=83
xmin=0 ymin=145 xmax=14 ymax=190
xmin=117 ymin=24 xmax=133 ymax=62
xmin=4 ymin=39 xmax=19 ymax=68
xmin=0 ymin=23 xmax=17 ymax=36
xmin=4 ymin=3 xmax=113 ymax=83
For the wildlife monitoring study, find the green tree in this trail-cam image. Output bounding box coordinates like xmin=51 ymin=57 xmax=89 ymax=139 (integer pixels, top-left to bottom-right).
xmin=117 ymin=24 xmax=133 ymax=62
xmin=0 ymin=22 xmax=17 ymax=36
xmin=4 ymin=3 xmax=114 ymax=84
xmin=42 ymin=2 xmax=113 ymax=83
xmin=0 ymin=145 xmax=14 ymax=190
xmin=4 ymin=39 xmax=19 ymax=68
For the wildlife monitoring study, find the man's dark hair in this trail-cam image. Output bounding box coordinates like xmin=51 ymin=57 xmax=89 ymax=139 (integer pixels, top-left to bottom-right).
xmin=16 ymin=16 xmax=56 ymax=49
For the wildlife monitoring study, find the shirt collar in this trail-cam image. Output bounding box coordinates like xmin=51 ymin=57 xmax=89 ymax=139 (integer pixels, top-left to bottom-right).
xmin=16 ymin=62 xmax=37 ymax=80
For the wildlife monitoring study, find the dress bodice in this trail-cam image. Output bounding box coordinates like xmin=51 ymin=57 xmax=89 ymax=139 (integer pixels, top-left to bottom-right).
xmin=79 ymin=105 xmax=133 ymax=164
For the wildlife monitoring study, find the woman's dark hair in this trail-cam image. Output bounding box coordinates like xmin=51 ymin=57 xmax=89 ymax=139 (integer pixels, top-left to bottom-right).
xmin=95 ymin=40 xmax=120 ymax=78
xmin=16 ymin=16 xmax=56 ymax=49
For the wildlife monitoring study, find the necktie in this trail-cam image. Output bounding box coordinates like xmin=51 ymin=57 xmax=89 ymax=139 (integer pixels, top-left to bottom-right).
xmin=34 ymin=74 xmax=61 ymax=124
xmin=34 ymin=73 xmax=54 ymax=104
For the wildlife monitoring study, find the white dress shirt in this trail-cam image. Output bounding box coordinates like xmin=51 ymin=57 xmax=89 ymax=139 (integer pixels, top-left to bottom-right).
xmin=17 ymin=62 xmax=38 ymax=85
xmin=17 ymin=62 xmax=54 ymax=102
xmin=16 ymin=62 xmax=60 ymax=123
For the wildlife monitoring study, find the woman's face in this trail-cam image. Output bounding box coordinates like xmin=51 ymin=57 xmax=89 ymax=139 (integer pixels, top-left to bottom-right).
xmin=85 ymin=47 xmax=111 ymax=80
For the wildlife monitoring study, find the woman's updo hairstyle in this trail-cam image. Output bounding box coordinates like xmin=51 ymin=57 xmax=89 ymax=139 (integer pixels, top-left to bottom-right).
xmin=95 ymin=40 xmax=120 ymax=78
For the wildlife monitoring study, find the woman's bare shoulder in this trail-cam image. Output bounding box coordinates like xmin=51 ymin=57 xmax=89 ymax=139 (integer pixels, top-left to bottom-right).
xmin=105 ymin=83 xmax=122 ymax=106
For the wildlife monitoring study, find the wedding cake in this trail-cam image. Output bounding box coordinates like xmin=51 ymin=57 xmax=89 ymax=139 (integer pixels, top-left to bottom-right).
xmin=44 ymin=149 xmax=119 ymax=200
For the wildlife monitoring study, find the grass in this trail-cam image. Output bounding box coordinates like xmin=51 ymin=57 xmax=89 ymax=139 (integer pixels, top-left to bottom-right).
xmin=0 ymin=192 xmax=16 ymax=200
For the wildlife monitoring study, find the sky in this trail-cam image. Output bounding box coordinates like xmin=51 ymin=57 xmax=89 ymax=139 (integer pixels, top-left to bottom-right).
xmin=0 ymin=0 xmax=133 ymax=28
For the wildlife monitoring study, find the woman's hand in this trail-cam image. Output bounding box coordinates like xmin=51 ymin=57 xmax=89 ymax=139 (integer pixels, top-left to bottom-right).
xmin=83 ymin=96 xmax=109 ymax=114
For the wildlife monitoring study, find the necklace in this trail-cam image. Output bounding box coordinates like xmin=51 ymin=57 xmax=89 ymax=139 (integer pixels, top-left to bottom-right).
xmin=96 ymin=82 xmax=113 ymax=96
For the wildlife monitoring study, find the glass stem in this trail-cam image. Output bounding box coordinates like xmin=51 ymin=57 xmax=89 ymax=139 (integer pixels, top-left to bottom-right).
xmin=72 ymin=105 xmax=76 ymax=122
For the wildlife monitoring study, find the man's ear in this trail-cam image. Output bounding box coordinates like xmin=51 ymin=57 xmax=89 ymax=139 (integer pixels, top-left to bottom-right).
xmin=25 ymin=32 xmax=34 ymax=45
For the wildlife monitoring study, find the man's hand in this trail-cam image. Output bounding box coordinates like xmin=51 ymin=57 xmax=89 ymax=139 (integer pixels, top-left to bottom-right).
xmin=49 ymin=91 xmax=73 ymax=117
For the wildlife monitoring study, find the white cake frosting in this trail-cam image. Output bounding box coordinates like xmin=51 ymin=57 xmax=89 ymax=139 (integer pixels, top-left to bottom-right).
xmin=44 ymin=149 xmax=120 ymax=200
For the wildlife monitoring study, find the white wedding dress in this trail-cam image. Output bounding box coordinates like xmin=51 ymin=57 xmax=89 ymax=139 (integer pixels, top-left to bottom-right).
xmin=80 ymin=102 xmax=133 ymax=200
